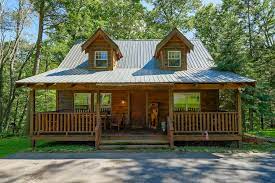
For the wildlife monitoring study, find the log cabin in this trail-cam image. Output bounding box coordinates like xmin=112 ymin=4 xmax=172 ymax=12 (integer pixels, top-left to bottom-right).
xmin=16 ymin=28 xmax=255 ymax=149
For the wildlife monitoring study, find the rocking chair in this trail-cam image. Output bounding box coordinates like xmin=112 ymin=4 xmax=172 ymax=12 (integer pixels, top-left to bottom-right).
xmin=109 ymin=114 xmax=126 ymax=131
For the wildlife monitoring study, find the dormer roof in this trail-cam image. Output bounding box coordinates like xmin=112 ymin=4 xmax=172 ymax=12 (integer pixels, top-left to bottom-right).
xmin=81 ymin=28 xmax=123 ymax=59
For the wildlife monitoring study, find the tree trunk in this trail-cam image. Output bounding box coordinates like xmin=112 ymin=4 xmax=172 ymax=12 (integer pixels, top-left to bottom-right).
xmin=32 ymin=0 xmax=45 ymax=75
xmin=249 ymin=108 xmax=253 ymax=131
xmin=242 ymin=109 xmax=246 ymax=132
xmin=260 ymin=113 xmax=264 ymax=130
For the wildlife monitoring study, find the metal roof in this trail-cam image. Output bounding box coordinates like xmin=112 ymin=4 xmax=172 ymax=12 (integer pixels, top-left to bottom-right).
xmin=17 ymin=39 xmax=255 ymax=84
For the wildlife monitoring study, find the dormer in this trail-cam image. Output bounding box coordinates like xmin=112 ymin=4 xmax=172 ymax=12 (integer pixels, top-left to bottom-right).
xmin=154 ymin=28 xmax=193 ymax=70
xmin=82 ymin=28 xmax=122 ymax=70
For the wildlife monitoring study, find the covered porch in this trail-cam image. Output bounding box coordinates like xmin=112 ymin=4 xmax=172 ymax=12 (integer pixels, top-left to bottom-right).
xmin=26 ymin=83 xmax=251 ymax=149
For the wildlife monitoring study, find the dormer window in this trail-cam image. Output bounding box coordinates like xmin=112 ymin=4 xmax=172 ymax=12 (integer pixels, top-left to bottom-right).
xmin=95 ymin=51 xmax=108 ymax=68
xmin=168 ymin=51 xmax=181 ymax=67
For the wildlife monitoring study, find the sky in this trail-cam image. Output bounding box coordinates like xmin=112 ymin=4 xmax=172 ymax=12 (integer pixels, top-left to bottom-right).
xmin=5 ymin=0 xmax=222 ymax=42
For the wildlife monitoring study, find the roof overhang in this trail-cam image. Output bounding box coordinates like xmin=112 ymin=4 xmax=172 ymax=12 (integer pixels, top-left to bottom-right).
xmin=16 ymin=82 xmax=256 ymax=90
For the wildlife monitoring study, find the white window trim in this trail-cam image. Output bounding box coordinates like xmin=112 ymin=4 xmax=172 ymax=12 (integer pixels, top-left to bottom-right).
xmin=168 ymin=50 xmax=181 ymax=67
xmin=94 ymin=51 xmax=108 ymax=68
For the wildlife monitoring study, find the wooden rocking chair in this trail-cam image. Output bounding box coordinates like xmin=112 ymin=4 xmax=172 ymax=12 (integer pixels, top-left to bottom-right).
xmin=109 ymin=114 xmax=126 ymax=131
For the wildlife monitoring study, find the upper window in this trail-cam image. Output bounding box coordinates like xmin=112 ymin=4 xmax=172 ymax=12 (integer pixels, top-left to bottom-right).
xmin=174 ymin=92 xmax=200 ymax=112
xmin=74 ymin=93 xmax=91 ymax=112
xmin=94 ymin=93 xmax=112 ymax=114
xmin=95 ymin=51 xmax=108 ymax=68
xmin=168 ymin=51 xmax=181 ymax=67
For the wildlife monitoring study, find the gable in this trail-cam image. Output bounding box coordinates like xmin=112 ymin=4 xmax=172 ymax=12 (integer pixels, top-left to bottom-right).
xmin=81 ymin=28 xmax=122 ymax=70
xmin=154 ymin=28 xmax=194 ymax=71
xmin=154 ymin=28 xmax=193 ymax=57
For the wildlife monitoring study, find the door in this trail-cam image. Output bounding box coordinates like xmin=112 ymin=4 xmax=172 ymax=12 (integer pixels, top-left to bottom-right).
xmin=131 ymin=92 xmax=146 ymax=128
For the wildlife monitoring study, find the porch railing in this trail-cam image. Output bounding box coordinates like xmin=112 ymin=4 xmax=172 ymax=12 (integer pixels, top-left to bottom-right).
xmin=33 ymin=112 xmax=96 ymax=135
xmin=173 ymin=112 xmax=239 ymax=134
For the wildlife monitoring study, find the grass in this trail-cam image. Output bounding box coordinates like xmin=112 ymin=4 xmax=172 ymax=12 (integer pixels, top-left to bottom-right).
xmin=175 ymin=142 xmax=275 ymax=153
xmin=0 ymin=137 xmax=274 ymax=158
xmin=0 ymin=136 xmax=95 ymax=158
xmin=247 ymin=129 xmax=275 ymax=138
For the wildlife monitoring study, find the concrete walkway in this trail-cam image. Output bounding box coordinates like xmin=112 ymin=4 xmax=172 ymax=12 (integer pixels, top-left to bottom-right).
xmin=1 ymin=152 xmax=274 ymax=183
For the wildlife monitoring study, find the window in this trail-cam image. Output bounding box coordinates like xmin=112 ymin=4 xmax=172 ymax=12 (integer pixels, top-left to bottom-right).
xmin=168 ymin=51 xmax=181 ymax=67
xmin=94 ymin=93 xmax=112 ymax=114
xmin=174 ymin=93 xmax=200 ymax=112
xmin=74 ymin=93 xmax=91 ymax=112
xmin=95 ymin=51 xmax=108 ymax=68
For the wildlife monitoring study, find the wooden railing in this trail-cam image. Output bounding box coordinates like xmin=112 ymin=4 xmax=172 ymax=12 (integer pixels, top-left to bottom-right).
xmin=173 ymin=112 xmax=239 ymax=134
xmin=33 ymin=112 xmax=96 ymax=135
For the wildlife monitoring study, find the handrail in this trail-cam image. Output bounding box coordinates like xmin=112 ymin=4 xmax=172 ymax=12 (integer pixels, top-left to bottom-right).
xmin=33 ymin=112 xmax=96 ymax=135
xmin=173 ymin=112 xmax=239 ymax=134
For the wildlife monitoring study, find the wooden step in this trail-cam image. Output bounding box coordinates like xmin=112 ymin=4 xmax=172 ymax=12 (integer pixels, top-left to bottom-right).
xmin=101 ymin=139 xmax=169 ymax=145
xmin=102 ymin=135 xmax=168 ymax=141
xmin=100 ymin=144 xmax=170 ymax=150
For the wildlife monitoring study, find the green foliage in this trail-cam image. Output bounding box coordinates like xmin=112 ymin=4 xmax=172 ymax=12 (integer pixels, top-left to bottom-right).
xmin=248 ymin=129 xmax=275 ymax=138
xmin=0 ymin=137 xmax=95 ymax=158
xmin=0 ymin=0 xmax=273 ymax=136
xmin=194 ymin=0 xmax=274 ymax=130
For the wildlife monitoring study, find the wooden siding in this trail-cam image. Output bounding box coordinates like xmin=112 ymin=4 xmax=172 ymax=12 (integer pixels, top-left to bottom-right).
xmin=57 ymin=90 xmax=74 ymax=112
xmin=86 ymin=35 xmax=116 ymax=70
xmin=201 ymin=90 xmax=219 ymax=112
xmin=159 ymin=35 xmax=188 ymax=70
xmin=57 ymin=90 xmax=128 ymax=121
xmin=57 ymin=89 xmax=219 ymax=119
xmin=111 ymin=90 xmax=129 ymax=122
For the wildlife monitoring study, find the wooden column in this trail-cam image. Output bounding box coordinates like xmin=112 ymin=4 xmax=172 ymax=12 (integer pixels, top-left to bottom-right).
xmin=127 ymin=90 xmax=130 ymax=125
xmin=236 ymin=89 xmax=242 ymax=135
xmin=95 ymin=90 xmax=101 ymax=149
xmin=168 ymin=87 xmax=174 ymax=147
xmin=145 ymin=91 xmax=149 ymax=126
xmin=29 ymin=89 xmax=35 ymax=149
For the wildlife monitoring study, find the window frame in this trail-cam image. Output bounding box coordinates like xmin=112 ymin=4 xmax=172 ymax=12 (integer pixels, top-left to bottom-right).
xmin=94 ymin=92 xmax=112 ymax=114
xmin=173 ymin=92 xmax=201 ymax=112
xmin=167 ymin=50 xmax=181 ymax=68
xmin=94 ymin=51 xmax=108 ymax=68
xmin=73 ymin=93 xmax=92 ymax=112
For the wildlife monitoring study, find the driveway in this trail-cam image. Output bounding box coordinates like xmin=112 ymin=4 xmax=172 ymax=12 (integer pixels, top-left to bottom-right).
xmin=0 ymin=152 xmax=274 ymax=183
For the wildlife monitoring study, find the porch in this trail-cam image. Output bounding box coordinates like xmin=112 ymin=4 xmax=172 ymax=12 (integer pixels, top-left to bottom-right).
xmin=28 ymin=83 xmax=243 ymax=149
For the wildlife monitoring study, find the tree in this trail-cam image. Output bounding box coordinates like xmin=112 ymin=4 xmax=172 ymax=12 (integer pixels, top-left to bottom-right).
xmin=145 ymin=0 xmax=202 ymax=38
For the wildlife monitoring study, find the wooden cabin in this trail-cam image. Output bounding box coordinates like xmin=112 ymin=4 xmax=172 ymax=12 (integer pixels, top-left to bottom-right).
xmin=16 ymin=28 xmax=255 ymax=149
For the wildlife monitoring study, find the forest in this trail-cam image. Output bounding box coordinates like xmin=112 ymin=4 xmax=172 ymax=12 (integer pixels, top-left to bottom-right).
xmin=0 ymin=0 xmax=274 ymax=136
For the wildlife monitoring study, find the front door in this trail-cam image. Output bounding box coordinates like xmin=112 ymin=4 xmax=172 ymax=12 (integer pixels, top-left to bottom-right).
xmin=130 ymin=92 xmax=146 ymax=128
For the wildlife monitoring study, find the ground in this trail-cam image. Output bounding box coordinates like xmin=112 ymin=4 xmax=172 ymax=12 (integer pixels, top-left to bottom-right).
xmin=0 ymin=152 xmax=274 ymax=183
xmin=248 ymin=128 xmax=275 ymax=138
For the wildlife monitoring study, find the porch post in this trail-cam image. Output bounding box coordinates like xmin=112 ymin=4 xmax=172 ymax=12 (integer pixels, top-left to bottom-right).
xmin=168 ymin=87 xmax=174 ymax=147
xmin=127 ymin=90 xmax=130 ymax=125
xmin=29 ymin=89 xmax=35 ymax=149
xmin=236 ymin=89 xmax=242 ymax=135
xmin=145 ymin=91 xmax=148 ymax=126
xmin=95 ymin=90 xmax=101 ymax=149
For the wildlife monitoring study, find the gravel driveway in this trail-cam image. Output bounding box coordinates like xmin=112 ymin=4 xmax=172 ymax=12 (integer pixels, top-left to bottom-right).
xmin=0 ymin=152 xmax=274 ymax=183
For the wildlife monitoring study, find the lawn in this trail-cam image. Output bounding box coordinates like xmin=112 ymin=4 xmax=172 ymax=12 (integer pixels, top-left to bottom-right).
xmin=248 ymin=129 xmax=275 ymax=138
xmin=0 ymin=137 xmax=95 ymax=158
xmin=0 ymin=136 xmax=274 ymax=158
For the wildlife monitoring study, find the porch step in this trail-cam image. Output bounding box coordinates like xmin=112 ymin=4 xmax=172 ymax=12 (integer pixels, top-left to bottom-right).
xmin=100 ymin=144 xmax=170 ymax=150
xmin=102 ymin=135 xmax=168 ymax=141
xmin=101 ymin=139 xmax=169 ymax=145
